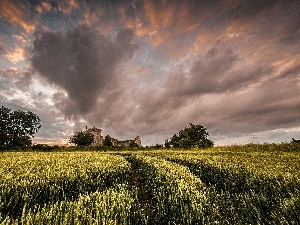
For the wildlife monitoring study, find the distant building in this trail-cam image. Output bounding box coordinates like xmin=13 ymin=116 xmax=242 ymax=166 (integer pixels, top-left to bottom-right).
xmin=117 ymin=136 xmax=141 ymax=147
xmin=86 ymin=126 xmax=103 ymax=146
xmin=85 ymin=126 xmax=141 ymax=147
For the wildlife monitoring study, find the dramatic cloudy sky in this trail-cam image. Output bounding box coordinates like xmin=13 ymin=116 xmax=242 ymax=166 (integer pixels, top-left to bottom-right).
xmin=0 ymin=0 xmax=299 ymax=146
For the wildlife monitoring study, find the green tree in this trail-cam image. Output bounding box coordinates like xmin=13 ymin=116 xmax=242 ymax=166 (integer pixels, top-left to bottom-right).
xmin=0 ymin=106 xmax=41 ymax=149
xmin=291 ymin=138 xmax=300 ymax=143
xmin=166 ymin=123 xmax=214 ymax=149
xmin=69 ymin=131 xmax=94 ymax=146
xmin=104 ymin=135 xmax=113 ymax=146
xmin=164 ymin=139 xmax=171 ymax=148
xmin=129 ymin=141 xmax=139 ymax=148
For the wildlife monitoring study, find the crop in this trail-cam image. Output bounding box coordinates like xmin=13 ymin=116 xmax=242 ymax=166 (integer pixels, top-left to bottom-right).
xmin=0 ymin=143 xmax=299 ymax=224
xmin=0 ymin=152 xmax=131 ymax=220
xmin=162 ymin=151 xmax=300 ymax=224
xmin=127 ymin=155 xmax=219 ymax=224
xmin=2 ymin=185 xmax=136 ymax=225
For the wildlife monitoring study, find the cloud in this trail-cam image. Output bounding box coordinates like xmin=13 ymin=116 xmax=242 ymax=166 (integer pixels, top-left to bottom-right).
xmin=0 ymin=68 xmax=35 ymax=114
xmin=36 ymin=2 xmax=52 ymax=14
xmin=119 ymin=42 xmax=299 ymax=145
xmin=219 ymin=79 xmax=300 ymax=133
xmin=36 ymin=0 xmax=79 ymax=15
xmin=31 ymin=25 xmax=138 ymax=117
xmin=1 ymin=33 xmax=29 ymax=65
xmin=0 ymin=67 xmax=74 ymax=145
xmin=1 ymin=0 xmax=299 ymax=146
xmin=79 ymin=5 xmax=104 ymax=28
xmin=57 ymin=0 xmax=79 ymax=14
xmin=164 ymin=47 xmax=274 ymax=96
xmin=120 ymin=0 xmax=210 ymax=49
xmin=5 ymin=47 xmax=25 ymax=64
xmin=0 ymin=36 xmax=4 ymax=54
xmin=83 ymin=0 xmax=300 ymax=143
xmin=0 ymin=0 xmax=36 ymax=33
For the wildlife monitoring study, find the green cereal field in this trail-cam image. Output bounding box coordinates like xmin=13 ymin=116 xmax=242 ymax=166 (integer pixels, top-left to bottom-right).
xmin=0 ymin=143 xmax=299 ymax=224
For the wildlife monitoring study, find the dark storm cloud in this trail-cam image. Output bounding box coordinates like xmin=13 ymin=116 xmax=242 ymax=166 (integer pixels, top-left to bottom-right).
xmin=164 ymin=48 xmax=272 ymax=96
xmin=219 ymin=78 xmax=300 ymax=133
xmin=31 ymin=25 xmax=137 ymax=117
xmin=227 ymin=0 xmax=281 ymax=20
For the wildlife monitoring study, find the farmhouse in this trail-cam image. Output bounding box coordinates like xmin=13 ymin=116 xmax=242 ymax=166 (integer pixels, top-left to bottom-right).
xmin=86 ymin=126 xmax=141 ymax=147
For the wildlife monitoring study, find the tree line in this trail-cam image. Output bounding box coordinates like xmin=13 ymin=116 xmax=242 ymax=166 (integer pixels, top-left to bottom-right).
xmin=2 ymin=105 xmax=299 ymax=151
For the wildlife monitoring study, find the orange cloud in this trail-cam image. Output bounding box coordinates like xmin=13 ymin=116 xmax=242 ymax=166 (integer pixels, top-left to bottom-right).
xmin=14 ymin=34 xmax=26 ymax=44
xmin=119 ymin=0 xmax=177 ymax=47
xmin=79 ymin=5 xmax=113 ymax=35
xmin=120 ymin=0 xmax=203 ymax=48
xmin=144 ymin=0 xmax=174 ymax=30
xmin=0 ymin=0 xmax=35 ymax=33
xmin=80 ymin=6 xmax=104 ymax=27
xmin=58 ymin=0 xmax=78 ymax=14
xmin=272 ymin=56 xmax=300 ymax=77
xmin=226 ymin=21 xmax=249 ymax=37
xmin=68 ymin=0 xmax=78 ymax=9
xmin=36 ymin=2 xmax=52 ymax=14
xmin=193 ymin=32 xmax=218 ymax=54
xmin=5 ymin=47 xmax=25 ymax=64
xmin=141 ymin=0 xmax=176 ymax=46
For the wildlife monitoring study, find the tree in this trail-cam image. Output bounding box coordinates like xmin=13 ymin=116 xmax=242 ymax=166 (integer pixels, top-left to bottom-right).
xmin=165 ymin=123 xmax=214 ymax=149
xmin=291 ymin=138 xmax=300 ymax=143
xmin=69 ymin=131 xmax=94 ymax=146
xmin=0 ymin=106 xmax=41 ymax=149
xmin=129 ymin=141 xmax=139 ymax=148
xmin=103 ymin=135 xmax=113 ymax=146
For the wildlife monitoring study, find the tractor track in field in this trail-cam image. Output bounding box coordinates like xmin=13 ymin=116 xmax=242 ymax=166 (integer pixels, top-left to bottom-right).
xmin=125 ymin=154 xmax=157 ymax=225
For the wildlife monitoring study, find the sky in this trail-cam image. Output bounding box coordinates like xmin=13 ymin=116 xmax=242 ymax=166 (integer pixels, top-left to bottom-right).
xmin=0 ymin=0 xmax=299 ymax=146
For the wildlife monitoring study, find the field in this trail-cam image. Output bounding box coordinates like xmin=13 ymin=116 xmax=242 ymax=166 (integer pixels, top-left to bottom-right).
xmin=0 ymin=143 xmax=299 ymax=224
